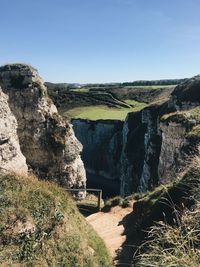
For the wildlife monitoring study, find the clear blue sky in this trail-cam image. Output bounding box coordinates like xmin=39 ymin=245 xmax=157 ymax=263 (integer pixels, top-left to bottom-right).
xmin=1 ymin=0 xmax=200 ymax=83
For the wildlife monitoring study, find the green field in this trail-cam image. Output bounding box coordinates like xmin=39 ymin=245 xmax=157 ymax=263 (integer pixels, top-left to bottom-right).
xmin=124 ymin=99 xmax=147 ymax=107
xmin=70 ymin=87 xmax=90 ymax=92
xmin=70 ymin=85 xmax=175 ymax=92
xmin=124 ymin=85 xmax=175 ymax=89
xmin=63 ymin=101 xmax=147 ymax=120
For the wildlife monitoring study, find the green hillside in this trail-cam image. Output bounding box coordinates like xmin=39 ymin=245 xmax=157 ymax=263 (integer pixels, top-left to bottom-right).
xmin=0 ymin=173 xmax=111 ymax=267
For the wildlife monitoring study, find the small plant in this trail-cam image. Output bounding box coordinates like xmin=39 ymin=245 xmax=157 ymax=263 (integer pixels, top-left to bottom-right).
xmin=111 ymin=196 xmax=123 ymax=206
xmin=103 ymin=196 xmax=128 ymax=211
xmin=133 ymin=192 xmax=148 ymax=200
xmin=121 ymin=198 xmax=129 ymax=208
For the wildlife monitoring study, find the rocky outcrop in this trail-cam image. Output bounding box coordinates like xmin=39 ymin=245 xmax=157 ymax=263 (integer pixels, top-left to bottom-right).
xmin=170 ymin=75 xmax=200 ymax=110
xmin=0 ymin=87 xmax=27 ymax=174
xmin=0 ymin=64 xmax=86 ymax=190
xmin=72 ymin=119 xmax=123 ymax=180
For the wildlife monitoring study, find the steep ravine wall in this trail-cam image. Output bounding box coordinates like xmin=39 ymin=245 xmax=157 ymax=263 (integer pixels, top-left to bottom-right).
xmin=72 ymin=106 xmax=163 ymax=196
xmin=72 ymin=119 xmax=123 ymax=181
xmin=120 ymin=106 xmax=162 ymax=195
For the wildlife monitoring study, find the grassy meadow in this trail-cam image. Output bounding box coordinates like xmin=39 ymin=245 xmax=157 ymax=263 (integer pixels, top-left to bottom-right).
xmin=63 ymin=101 xmax=147 ymax=121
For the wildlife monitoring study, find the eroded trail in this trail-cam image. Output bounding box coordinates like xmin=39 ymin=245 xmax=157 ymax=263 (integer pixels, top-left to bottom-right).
xmin=86 ymin=203 xmax=134 ymax=266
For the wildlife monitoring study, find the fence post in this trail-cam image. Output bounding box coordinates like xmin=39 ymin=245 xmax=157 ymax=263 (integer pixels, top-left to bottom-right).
xmin=97 ymin=190 xmax=102 ymax=211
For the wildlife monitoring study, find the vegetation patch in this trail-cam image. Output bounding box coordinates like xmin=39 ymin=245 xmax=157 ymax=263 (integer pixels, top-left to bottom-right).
xmin=63 ymin=103 xmax=146 ymax=121
xmin=103 ymin=196 xmax=131 ymax=211
xmin=123 ymin=85 xmax=175 ymax=90
xmin=0 ymin=173 xmax=111 ymax=266
xmin=70 ymin=88 xmax=90 ymax=93
xmin=187 ymin=125 xmax=200 ymax=140
xmin=124 ymin=99 xmax=147 ymax=109
xmin=136 ymin=207 xmax=200 ymax=267
xmin=10 ymin=74 xmax=27 ymax=89
xmin=132 ymin=156 xmax=200 ymax=266
xmin=161 ymin=106 xmax=200 ymax=124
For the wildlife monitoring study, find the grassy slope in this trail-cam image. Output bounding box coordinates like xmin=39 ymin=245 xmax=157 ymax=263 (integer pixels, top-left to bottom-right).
xmin=134 ymin=156 xmax=200 ymax=267
xmin=63 ymin=102 xmax=147 ymax=121
xmin=0 ymin=174 xmax=111 ymax=267
xmin=161 ymin=106 xmax=200 ymax=139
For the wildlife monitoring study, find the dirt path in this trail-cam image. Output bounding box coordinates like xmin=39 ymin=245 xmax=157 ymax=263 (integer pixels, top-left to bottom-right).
xmin=86 ymin=204 xmax=134 ymax=266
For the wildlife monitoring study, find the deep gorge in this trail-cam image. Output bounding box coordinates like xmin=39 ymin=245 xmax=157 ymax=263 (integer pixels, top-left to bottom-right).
xmin=72 ymin=89 xmax=200 ymax=197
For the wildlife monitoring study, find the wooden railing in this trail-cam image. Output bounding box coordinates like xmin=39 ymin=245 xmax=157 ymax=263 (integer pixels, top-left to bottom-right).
xmin=64 ymin=188 xmax=103 ymax=211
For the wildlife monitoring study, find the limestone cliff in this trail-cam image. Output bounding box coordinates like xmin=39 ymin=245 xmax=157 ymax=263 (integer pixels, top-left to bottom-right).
xmin=0 ymin=87 xmax=27 ymax=174
xmin=0 ymin=64 xmax=86 ymax=190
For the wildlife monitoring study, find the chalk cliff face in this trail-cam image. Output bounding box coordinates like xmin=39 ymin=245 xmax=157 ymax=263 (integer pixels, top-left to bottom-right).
xmin=120 ymin=106 xmax=162 ymax=195
xmin=158 ymin=115 xmax=200 ymax=184
xmin=158 ymin=122 xmax=187 ymax=182
xmin=72 ymin=119 xmax=123 ymax=180
xmin=0 ymin=64 xmax=86 ymax=190
xmin=72 ymin=107 xmax=163 ymax=195
xmin=0 ymin=87 xmax=27 ymax=174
